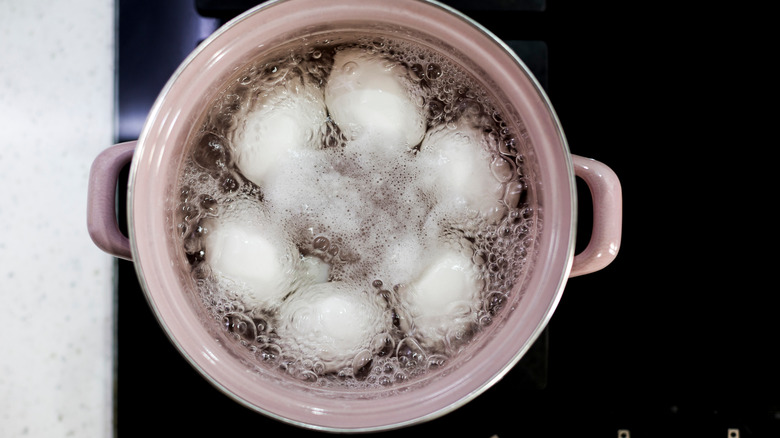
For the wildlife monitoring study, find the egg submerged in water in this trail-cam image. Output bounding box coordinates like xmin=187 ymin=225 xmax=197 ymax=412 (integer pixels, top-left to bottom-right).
xmin=398 ymin=247 xmax=482 ymax=351
xmin=202 ymin=200 xmax=330 ymax=309
xmin=276 ymin=281 xmax=392 ymax=372
xmin=230 ymin=76 xmax=328 ymax=189
xmin=325 ymin=47 xmax=426 ymax=153
xmin=418 ymin=122 xmax=506 ymax=223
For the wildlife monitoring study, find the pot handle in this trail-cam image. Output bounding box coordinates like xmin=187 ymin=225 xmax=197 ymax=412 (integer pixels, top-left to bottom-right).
xmin=569 ymin=155 xmax=622 ymax=277
xmin=86 ymin=141 xmax=136 ymax=261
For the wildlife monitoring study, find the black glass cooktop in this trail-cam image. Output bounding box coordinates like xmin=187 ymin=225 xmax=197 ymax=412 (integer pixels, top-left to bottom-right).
xmin=114 ymin=1 xmax=780 ymax=436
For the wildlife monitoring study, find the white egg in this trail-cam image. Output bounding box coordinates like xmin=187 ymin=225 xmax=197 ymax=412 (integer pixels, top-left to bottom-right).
xmin=419 ymin=124 xmax=505 ymax=222
xmin=277 ymin=281 xmax=389 ymax=371
xmin=231 ymin=83 xmax=327 ymax=188
xmin=203 ymin=211 xmax=329 ymax=308
xmin=404 ymin=249 xmax=480 ymax=315
xmin=400 ymin=248 xmax=481 ymax=348
xmin=325 ymin=48 xmax=425 ymax=151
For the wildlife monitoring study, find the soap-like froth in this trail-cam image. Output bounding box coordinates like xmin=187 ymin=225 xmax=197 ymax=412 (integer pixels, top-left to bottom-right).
xmin=262 ymin=149 xmax=366 ymax=228
xmin=203 ymin=202 xmax=330 ymax=308
xmin=400 ymin=248 xmax=481 ymax=349
xmin=419 ymin=123 xmax=506 ymax=222
xmin=231 ymin=82 xmax=327 ymax=187
xmin=277 ymin=281 xmax=391 ymax=371
xmin=259 ymin=141 xmax=435 ymax=286
xmin=325 ymin=48 xmax=425 ymax=150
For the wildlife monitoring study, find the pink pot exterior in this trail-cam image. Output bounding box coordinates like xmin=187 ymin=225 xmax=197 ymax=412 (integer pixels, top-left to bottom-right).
xmin=122 ymin=0 xmax=604 ymax=431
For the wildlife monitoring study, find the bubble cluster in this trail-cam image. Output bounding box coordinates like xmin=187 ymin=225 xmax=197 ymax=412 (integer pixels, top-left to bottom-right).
xmin=174 ymin=33 xmax=537 ymax=390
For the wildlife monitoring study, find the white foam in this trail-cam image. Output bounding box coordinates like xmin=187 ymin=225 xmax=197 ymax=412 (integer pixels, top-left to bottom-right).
xmin=325 ymin=48 xmax=426 ymax=151
xmin=277 ymin=281 xmax=390 ymax=371
xmin=379 ymin=228 xmax=429 ymax=287
xmin=231 ymin=81 xmax=327 ymax=188
xmin=262 ymin=149 xmax=367 ymax=237
xmin=260 ymin=141 xmax=433 ymax=288
xmin=419 ymin=123 xmax=505 ymax=222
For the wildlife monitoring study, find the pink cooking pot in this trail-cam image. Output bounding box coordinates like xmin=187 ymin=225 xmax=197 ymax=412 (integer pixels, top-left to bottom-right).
xmin=87 ymin=0 xmax=622 ymax=432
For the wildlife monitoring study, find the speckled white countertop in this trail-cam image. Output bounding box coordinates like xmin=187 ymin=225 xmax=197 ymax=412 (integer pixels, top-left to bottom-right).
xmin=0 ymin=1 xmax=115 ymax=437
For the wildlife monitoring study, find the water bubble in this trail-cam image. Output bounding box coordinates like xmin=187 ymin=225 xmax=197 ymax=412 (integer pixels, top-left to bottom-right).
xmin=503 ymin=182 xmax=525 ymax=209
xmin=352 ymin=350 xmax=373 ymax=380
xmin=472 ymin=249 xmax=487 ymax=266
xmin=512 ymin=222 xmax=530 ymax=237
xmin=313 ymin=236 xmax=330 ymax=251
xmin=457 ymin=97 xmax=481 ymax=116
xmin=390 ymin=309 xmax=401 ymax=328
xmin=179 ymin=186 xmax=191 ymax=202
xmin=478 ymin=314 xmax=493 ymax=326
xmin=409 ymin=63 xmax=425 ymax=81
xmin=507 ymin=208 xmax=521 ymax=223
xmin=371 ymin=332 xmax=395 ymax=357
xmin=427 ymin=354 xmax=447 ymax=369
xmin=297 ymin=369 xmax=318 ymax=382
xmin=223 ymin=312 xmax=257 ymax=341
xmin=178 ymin=223 xmax=190 ymax=240
xmin=220 ymin=175 xmax=240 ymax=193
xmin=255 ymin=318 xmax=268 ymax=333
xmin=426 ymin=63 xmax=442 ymax=80
xmin=491 ymin=155 xmax=515 ymax=183
xmin=426 ymin=99 xmax=444 ymax=120
xmin=193 ymin=132 xmax=229 ymax=171
xmin=199 ymin=194 xmax=218 ymax=216
xmin=186 ymin=249 xmax=205 ymax=265
xmin=485 ymin=291 xmax=507 ymax=315
xmin=514 ymin=244 xmax=528 ymax=259
xmin=396 ymin=337 xmax=425 ymax=368
xmin=178 ymin=202 xmax=198 ymax=223
xmin=445 ymin=323 xmax=472 ymax=347
xmin=342 ymin=61 xmax=358 ymax=74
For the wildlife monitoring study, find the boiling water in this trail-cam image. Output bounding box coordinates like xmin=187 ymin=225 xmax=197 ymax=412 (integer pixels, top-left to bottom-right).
xmin=175 ymin=34 xmax=536 ymax=389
